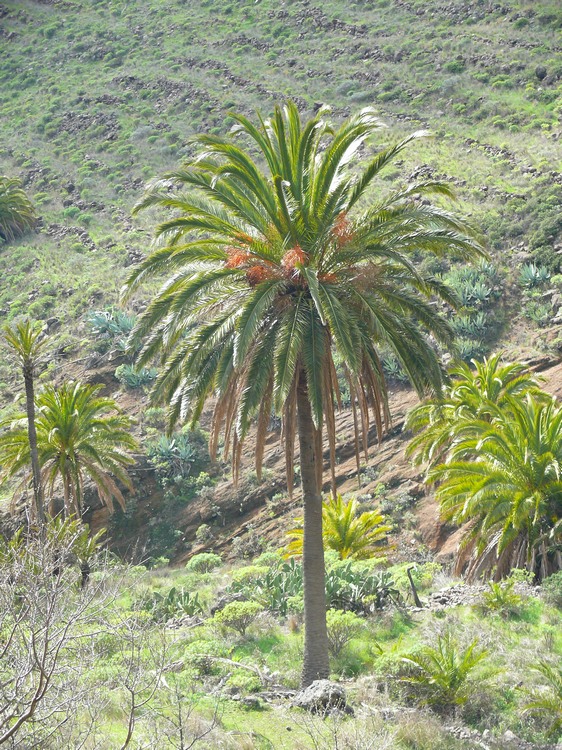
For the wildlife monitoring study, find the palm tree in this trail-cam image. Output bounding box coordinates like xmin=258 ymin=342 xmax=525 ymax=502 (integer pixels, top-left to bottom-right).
xmin=525 ymin=661 xmax=562 ymax=739
xmin=429 ymin=394 xmax=562 ymax=581
xmin=406 ymin=353 xmax=544 ymax=468
xmin=0 ymin=382 xmax=137 ymax=518
xmin=124 ymin=103 xmax=483 ymax=684
xmin=285 ymin=493 xmax=391 ymax=560
xmin=401 ymin=631 xmax=489 ymax=713
xmin=2 ymin=320 xmax=47 ymax=529
xmin=0 ymin=176 xmax=37 ymax=243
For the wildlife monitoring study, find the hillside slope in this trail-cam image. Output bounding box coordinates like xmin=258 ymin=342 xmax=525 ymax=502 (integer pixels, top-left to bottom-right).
xmin=1 ymin=0 xmax=561 ymax=556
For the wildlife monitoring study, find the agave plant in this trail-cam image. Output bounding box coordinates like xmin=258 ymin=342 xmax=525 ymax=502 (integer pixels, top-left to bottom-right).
xmin=141 ymin=587 xmax=204 ymax=622
xmin=449 ymin=311 xmax=488 ymax=339
xmin=114 ymin=363 xmax=158 ymax=389
xmin=243 ymin=558 xmax=304 ymax=617
xmin=285 ymin=493 xmax=391 ymax=560
xmin=325 ymin=564 xmax=400 ymax=612
xmin=520 ymin=262 xmax=550 ymax=289
xmin=0 ymin=176 xmax=37 ymax=243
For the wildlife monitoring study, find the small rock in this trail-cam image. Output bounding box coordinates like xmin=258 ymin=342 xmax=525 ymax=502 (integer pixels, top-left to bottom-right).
xmin=535 ymin=65 xmax=547 ymax=80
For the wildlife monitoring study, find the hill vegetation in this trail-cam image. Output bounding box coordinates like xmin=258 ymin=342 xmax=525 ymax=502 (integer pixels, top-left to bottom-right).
xmin=0 ymin=0 xmax=561 ymax=353
xmin=0 ymin=1 xmax=562 ymax=745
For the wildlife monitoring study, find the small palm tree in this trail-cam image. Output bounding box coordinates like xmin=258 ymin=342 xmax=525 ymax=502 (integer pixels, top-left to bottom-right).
xmin=429 ymin=394 xmax=562 ymax=580
xmin=406 ymin=353 xmax=544 ymax=468
xmin=0 ymin=176 xmax=37 ymax=243
xmin=2 ymin=320 xmax=48 ymax=528
xmin=525 ymin=661 xmax=562 ymax=740
xmin=124 ymin=103 xmax=483 ymax=685
xmin=0 ymin=382 xmax=137 ymax=518
xmin=285 ymin=493 xmax=391 ymax=559
xmin=401 ymin=631 xmax=489 ymax=714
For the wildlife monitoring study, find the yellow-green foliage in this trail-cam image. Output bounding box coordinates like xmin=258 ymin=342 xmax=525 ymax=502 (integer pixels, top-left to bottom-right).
xmin=326 ymin=609 xmax=365 ymax=657
xmin=285 ymin=494 xmax=391 ymax=560
xmin=212 ymin=600 xmax=263 ymax=636
xmin=401 ymin=631 xmax=490 ymax=713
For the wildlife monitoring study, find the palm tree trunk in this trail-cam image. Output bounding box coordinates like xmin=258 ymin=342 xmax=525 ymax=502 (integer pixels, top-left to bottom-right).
xmin=297 ymin=368 xmax=329 ymax=686
xmin=23 ymin=362 xmax=46 ymax=530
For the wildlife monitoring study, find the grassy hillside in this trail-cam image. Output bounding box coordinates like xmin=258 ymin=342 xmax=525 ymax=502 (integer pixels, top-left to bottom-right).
xmin=0 ymin=0 xmax=561 ymax=343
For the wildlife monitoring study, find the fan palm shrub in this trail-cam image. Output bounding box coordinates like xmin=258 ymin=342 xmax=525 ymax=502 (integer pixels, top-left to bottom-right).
xmin=123 ymin=102 xmax=483 ymax=684
xmin=0 ymin=381 xmax=137 ymax=518
xmin=285 ymin=493 xmax=391 ymax=559
xmin=0 ymin=176 xmax=37 ymax=243
xmin=429 ymin=394 xmax=562 ymax=580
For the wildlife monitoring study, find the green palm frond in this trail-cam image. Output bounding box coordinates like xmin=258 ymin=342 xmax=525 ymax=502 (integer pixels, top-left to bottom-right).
xmin=524 ymin=661 xmax=562 ymax=739
xmin=0 ymin=176 xmax=37 ymax=243
xmin=406 ymin=353 xmax=545 ymax=467
xmin=426 ymin=393 xmax=562 ymax=580
xmin=401 ymin=631 xmax=490 ymax=712
xmin=285 ymin=493 xmax=391 ymax=559
xmin=0 ymin=382 xmax=137 ymax=518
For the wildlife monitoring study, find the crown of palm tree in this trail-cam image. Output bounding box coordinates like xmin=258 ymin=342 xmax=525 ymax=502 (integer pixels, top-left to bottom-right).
xmin=285 ymin=493 xmax=391 ymax=560
xmin=406 ymin=353 xmax=545 ymax=468
xmin=429 ymin=393 xmax=562 ymax=580
xmin=2 ymin=320 xmax=47 ymax=373
xmin=0 ymin=176 xmax=37 ymax=243
xmin=124 ymin=103 xmax=484 ymax=491
xmin=0 ymin=382 xmax=137 ymax=517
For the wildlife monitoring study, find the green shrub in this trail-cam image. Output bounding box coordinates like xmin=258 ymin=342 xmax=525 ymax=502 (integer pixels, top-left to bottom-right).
xmin=230 ymin=565 xmax=270 ymax=587
xmin=326 ymin=609 xmax=365 ymax=657
xmin=524 ymin=300 xmax=552 ymax=327
xmin=444 ymin=60 xmax=465 ymax=74
xmin=542 ymin=571 xmax=562 ymax=608
xmin=213 ymin=600 xmax=263 ymax=636
xmin=226 ymin=669 xmax=262 ymax=694
xmin=184 ymin=639 xmax=231 ymax=675
xmin=185 ymin=552 xmax=222 ymax=573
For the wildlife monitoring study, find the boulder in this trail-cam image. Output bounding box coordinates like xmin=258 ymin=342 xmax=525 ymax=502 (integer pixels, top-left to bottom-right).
xmin=293 ymin=679 xmax=352 ymax=715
